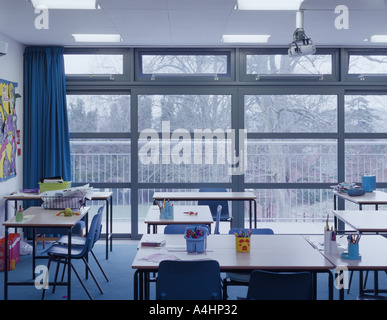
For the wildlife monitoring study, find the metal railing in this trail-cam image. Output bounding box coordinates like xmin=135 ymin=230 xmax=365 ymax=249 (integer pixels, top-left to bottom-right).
xmin=70 ymin=139 xmax=387 ymax=232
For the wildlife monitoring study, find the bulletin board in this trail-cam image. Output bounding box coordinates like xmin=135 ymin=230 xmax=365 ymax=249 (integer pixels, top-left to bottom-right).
xmin=0 ymin=78 xmax=20 ymax=182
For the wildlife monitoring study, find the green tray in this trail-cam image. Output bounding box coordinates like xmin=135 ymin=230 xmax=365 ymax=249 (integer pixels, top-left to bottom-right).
xmin=39 ymin=181 xmax=71 ymax=193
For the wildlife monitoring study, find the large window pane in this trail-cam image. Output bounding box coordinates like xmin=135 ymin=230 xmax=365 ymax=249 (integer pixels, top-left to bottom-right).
xmin=345 ymin=95 xmax=387 ymax=133
xmin=246 ymin=140 xmax=337 ymax=183
xmin=138 ymin=95 xmax=231 ymax=132
xmin=67 ymin=94 xmax=130 ymax=132
xmin=245 ymin=95 xmax=337 ymax=133
xmin=348 ymin=55 xmax=387 ymax=74
xmin=250 ymin=189 xmax=332 ymax=223
xmin=138 ymin=138 xmax=232 ymax=183
xmin=70 ymin=140 xmax=131 ymax=183
xmin=345 ymin=140 xmax=387 ymax=183
xmin=64 ymin=54 xmax=123 ymax=75
xmin=246 ymin=54 xmax=332 ymax=75
xmin=87 ymin=188 xmax=131 ymax=234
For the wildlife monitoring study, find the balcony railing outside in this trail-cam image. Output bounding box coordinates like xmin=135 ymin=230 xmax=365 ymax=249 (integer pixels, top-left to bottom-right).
xmin=70 ymin=140 xmax=387 ymax=234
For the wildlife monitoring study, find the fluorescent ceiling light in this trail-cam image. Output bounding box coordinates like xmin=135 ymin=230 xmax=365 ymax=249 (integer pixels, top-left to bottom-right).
xmin=236 ymin=0 xmax=304 ymax=10
xmin=72 ymin=34 xmax=123 ymax=43
xmin=222 ymin=35 xmax=271 ymax=43
xmin=370 ymin=35 xmax=387 ymax=43
xmin=30 ymin=0 xmax=100 ymax=9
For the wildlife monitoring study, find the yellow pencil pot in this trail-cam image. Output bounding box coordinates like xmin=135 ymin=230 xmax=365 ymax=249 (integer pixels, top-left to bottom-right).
xmin=235 ymin=236 xmax=251 ymax=253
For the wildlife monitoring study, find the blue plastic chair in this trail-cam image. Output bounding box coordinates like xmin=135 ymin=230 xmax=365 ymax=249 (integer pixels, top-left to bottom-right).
xmin=55 ymin=206 xmax=109 ymax=282
xmin=214 ymin=205 xmax=222 ymax=234
xmin=42 ymin=208 xmax=104 ymax=300
xmin=245 ymin=270 xmax=313 ymax=300
xmin=198 ymin=188 xmax=232 ymax=228
xmin=156 ymin=260 xmax=222 ymax=300
xmin=223 ymin=228 xmax=274 ymax=299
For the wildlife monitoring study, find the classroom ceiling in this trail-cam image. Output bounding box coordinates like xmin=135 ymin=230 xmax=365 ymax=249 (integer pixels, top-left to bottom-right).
xmin=1 ymin=0 xmax=387 ymax=48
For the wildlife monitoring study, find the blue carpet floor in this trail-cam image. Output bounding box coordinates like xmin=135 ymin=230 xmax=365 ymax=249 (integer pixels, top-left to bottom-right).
xmin=1 ymin=239 xmax=387 ymax=301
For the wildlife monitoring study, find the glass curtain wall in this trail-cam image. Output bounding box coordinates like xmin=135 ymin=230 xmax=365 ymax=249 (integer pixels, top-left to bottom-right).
xmin=64 ymin=49 xmax=387 ymax=238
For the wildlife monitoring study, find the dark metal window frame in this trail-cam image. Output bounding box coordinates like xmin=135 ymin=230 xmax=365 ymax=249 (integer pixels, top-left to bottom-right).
xmin=239 ymin=48 xmax=339 ymax=83
xmin=62 ymin=47 xmax=387 ymax=239
xmin=135 ymin=48 xmax=234 ymax=82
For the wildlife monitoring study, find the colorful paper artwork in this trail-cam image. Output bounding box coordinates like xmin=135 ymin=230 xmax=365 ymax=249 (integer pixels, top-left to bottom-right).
xmin=0 ymin=78 xmax=20 ymax=182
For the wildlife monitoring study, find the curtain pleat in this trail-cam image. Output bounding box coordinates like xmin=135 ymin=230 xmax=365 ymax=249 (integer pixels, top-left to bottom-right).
xmin=23 ymin=46 xmax=71 ymax=189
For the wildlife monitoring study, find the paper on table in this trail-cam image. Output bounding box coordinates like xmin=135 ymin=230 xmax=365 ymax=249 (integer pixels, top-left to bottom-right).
xmin=171 ymin=251 xmax=213 ymax=261
xmin=139 ymin=253 xmax=179 ymax=263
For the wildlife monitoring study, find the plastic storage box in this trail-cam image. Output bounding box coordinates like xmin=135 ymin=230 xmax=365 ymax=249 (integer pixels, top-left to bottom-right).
xmin=0 ymin=233 xmax=21 ymax=271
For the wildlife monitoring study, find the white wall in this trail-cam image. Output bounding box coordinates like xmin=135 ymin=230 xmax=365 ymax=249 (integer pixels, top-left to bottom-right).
xmin=0 ymin=32 xmax=24 ymax=236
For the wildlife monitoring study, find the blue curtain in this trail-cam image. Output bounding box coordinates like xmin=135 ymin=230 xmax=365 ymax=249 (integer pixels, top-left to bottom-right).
xmin=23 ymin=46 xmax=71 ymax=189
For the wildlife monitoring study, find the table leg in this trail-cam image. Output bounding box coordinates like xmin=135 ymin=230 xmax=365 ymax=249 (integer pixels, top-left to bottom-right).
xmin=110 ymin=195 xmax=113 ymax=252
xmin=254 ymin=200 xmax=257 ymax=229
xmin=359 ymin=270 xmax=364 ymax=295
xmin=328 ymin=271 xmax=333 ymax=300
xmin=134 ymin=270 xmax=139 ymax=300
xmin=106 ymin=199 xmax=109 ymax=260
xmin=67 ymin=227 xmax=72 ymax=300
xmin=312 ymin=272 xmax=317 ymax=300
xmin=249 ymin=200 xmax=252 ymax=229
xmin=32 ymin=227 xmax=36 ymax=279
xmin=374 ymin=271 xmax=379 ymax=295
xmin=337 ymin=270 xmax=345 ymax=300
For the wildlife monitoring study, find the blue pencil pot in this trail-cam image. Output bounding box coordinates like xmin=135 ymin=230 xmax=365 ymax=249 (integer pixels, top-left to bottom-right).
xmin=348 ymin=243 xmax=360 ymax=258
xmin=362 ymin=175 xmax=376 ymax=192
xmin=184 ymin=226 xmax=208 ymax=253
xmin=341 ymin=242 xmax=361 ymax=260
xmin=160 ymin=202 xmax=174 ymax=219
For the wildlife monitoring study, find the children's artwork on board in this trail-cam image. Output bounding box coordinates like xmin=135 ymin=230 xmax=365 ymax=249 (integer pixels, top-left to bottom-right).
xmin=0 ymin=78 xmax=20 ymax=182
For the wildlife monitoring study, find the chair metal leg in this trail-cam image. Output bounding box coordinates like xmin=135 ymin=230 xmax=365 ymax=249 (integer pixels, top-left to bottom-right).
xmin=52 ymin=257 xmax=66 ymax=294
xmin=41 ymin=256 xmax=53 ymax=300
xmin=91 ymin=250 xmax=109 ymax=282
xmin=82 ymin=257 xmax=104 ymax=294
xmin=363 ymin=271 xmax=369 ymax=289
xmin=70 ymin=262 xmax=93 ymax=300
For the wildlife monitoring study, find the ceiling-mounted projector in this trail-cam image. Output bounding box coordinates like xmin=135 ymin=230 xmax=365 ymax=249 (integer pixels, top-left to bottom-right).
xmin=288 ymin=10 xmax=315 ymax=57
xmin=0 ymin=41 xmax=8 ymax=57
xmin=288 ymin=28 xmax=316 ymax=57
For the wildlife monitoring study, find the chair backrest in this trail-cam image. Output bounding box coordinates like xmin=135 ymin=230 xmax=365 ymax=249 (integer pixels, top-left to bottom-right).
xmin=156 ymin=260 xmax=222 ymax=300
xmin=93 ymin=205 xmax=104 ymax=244
xmin=164 ymin=224 xmax=209 ymax=234
xmin=214 ymin=205 xmax=222 ymax=234
xmin=84 ymin=209 xmax=103 ymax=253
xmin=246 ymin=270 xmax=313 ymax=300
xmin=198 ymin=188 xmax=230 ymax=221
xmin=229 ymin=228 xmax=274 ymax=235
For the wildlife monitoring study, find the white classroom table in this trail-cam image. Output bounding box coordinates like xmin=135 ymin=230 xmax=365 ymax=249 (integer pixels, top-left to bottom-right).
xmin=132 ymin=234 xmax=334 ymax=300
xmin=306 ymin=235 xmax=387 ymax=299
xmin=3 ymin=206 xmax=90 ymax=300
xmin=4 ymin=190 xmax=113 ymax=259
xmin=153 ymin=191 xmax=257 ymax=228
xmin=331 ymin=210 xmax=387 ymax=234
xmin=144 ymin=205 xmax=213 ymax=234
xmin=332 ymin=190 xmax=387 ymax=210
